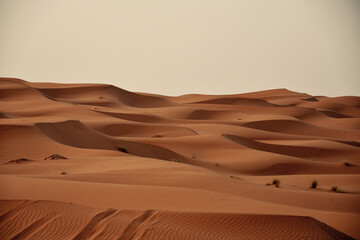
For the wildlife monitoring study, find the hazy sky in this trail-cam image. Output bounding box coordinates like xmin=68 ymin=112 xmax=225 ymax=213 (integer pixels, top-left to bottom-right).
xmin=1 ymin=0 xmax=359 ymax=96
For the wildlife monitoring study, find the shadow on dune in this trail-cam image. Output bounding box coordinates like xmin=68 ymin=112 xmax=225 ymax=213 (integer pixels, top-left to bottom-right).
xmin=34 ymin=120 xmax=187 ymax=162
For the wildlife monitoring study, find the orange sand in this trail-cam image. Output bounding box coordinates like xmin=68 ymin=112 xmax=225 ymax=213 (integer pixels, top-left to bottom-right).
xmin=0 ymin=78 xmax=359 ymax=239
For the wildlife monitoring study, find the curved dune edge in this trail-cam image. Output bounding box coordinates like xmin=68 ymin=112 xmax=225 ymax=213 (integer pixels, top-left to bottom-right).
xmin=0 ymin=200 xmax=354 ymax=240
xmin=34 ymin=120 xmax=190 ymax=162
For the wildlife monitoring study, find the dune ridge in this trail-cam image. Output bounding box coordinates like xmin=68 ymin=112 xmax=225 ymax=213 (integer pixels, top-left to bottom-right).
xmin=0 ymin=78 xmax=359 ymax=239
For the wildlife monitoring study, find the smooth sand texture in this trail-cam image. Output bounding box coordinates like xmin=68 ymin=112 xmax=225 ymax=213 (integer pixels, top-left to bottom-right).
xmin=0 ymin=78 xmax=359 ymax=239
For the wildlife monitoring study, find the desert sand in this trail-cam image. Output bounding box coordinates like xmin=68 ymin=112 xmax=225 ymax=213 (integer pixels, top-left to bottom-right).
xmin=0 ymin=77 xmax=359 ymax=239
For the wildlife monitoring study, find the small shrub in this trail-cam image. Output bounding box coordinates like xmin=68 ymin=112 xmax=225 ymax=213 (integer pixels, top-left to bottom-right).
xmin=192 ymin=153 xmax=197 ymax=159
xmin=215 ymin=162 xmax=220 ymax=166
xmin=152 ymin=134 xmax=163 ymax=138
xmin=272 ymin=179 xmax=280 ymax=187
xmin=331 ymin=186 xmax=343 ymax=193
xmin=61 ymin=170 xmax=68 ymax=175
xmin=170 ymin=158 xmax=181 ymax=162
xmin=118 ymin=145 xmax=128 ymax=153
xmin=311 ymin=179 xmax=318 ymax=189
xmin=44 ymin=154 xmax=67 ymax=160
xmin=343 ymin=161 xmax=353 ymax=167
xmin=7 ymin=158 xmax=32 ymax=164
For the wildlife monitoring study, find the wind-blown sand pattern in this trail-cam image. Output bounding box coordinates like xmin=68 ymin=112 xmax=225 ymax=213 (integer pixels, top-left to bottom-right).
xmin=0 ymin=200 xmax=354 ymax=240
xmin=0 ymin=78 xmax=359 ymax=239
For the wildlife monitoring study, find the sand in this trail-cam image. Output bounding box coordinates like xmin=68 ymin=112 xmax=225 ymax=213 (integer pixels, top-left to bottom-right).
xmin=0 ymin=77 xmax=359 ymax=239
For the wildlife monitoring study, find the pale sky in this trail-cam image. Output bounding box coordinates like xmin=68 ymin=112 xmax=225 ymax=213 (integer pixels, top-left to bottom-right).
xmin=1 ymin=0 xmax=359 ymax=96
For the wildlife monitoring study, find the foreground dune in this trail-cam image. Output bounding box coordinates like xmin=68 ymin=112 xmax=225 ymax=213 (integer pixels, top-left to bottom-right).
xmin=0 ymin=78 xmax=359 ymax=239
xmin=0 ymin=200 xmax=354 ymax=240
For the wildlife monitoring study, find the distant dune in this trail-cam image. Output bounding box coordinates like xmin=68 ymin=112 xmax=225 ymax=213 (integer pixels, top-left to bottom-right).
xmin=0 ymin=78 xmax=359 ymax=239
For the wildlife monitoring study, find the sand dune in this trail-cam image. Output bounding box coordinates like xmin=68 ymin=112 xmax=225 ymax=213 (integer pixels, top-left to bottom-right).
xmin=0 ymin=78 xmax=359 ymax=239
xmin=0 ymin=200 xmax=354 ymax=240
xmin=34 ymin=84 xmax=175 ymax=109
xmin=243 ymin=119 xmax=360 ymax=141
xmin=223 ymin=134 xmax=360 ymax=163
